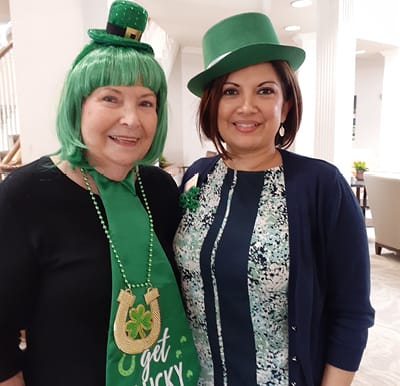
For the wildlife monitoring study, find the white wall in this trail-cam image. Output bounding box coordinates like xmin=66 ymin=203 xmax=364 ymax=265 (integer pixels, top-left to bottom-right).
xmin=163 ymin=47 xmax=184 ymax=165
xmin=9 ymin=0 xmax=107 ymax=163
xmin=178 ymin=47 xmax=215 ymax=167
xmin=353 ymin=54 xmax=384 ymax=171
xmin=378 ymin=49 xmax=400 ymax=172
xmin=355 ymin=0 xmax=400 ymax=47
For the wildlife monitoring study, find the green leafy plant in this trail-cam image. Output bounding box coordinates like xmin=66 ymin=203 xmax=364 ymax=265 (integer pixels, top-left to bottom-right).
xmin=353 ymin=160 xmax=368 ymax=171
xmin=158 ymin=155 xmax=169 ymax=169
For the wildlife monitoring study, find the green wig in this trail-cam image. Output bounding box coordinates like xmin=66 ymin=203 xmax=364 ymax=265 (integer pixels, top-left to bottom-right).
xmin=56 ymin=42 xmax=167 ymax=167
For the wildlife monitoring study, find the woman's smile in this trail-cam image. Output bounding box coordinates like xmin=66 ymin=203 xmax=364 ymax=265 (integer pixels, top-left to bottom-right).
xmin=80 ymin=84 xmax=158 ymax=179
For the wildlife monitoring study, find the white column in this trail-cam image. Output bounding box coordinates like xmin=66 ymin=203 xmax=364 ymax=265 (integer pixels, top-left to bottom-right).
xmin=162 ymin=47 xmax=185 ymax=166
xmin=261 ymin=0 xmax=272 ymax=14
xmin=314 ymin=0 xmax=356 ymax=178
xmin=294 ymin=32 xmax=316 ymax=157
xmin=378 ymin=48 xmax=400 ymax=172
xmin=179 ymin=47 xmax=213 ymax=167
xmin=10 ymin=0 xmax=107 ymax=163
xmin=142 ymin=20 xmax=179 ymax=80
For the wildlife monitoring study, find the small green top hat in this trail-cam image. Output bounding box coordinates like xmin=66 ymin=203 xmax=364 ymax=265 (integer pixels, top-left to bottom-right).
xmin=187 ymin=12 xmax=306 ymax=97
xmin=88 ymin=0 xmax=153 ymax=55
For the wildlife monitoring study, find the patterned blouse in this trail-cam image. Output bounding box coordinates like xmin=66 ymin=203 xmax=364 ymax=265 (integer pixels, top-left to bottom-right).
xmin=174 ymin=159 xmax=290 ymax=385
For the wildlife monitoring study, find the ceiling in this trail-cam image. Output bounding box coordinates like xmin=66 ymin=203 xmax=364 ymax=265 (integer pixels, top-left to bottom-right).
xmin=1 ymin=0 xmax=395 ymax=56
xmin=134 ymin=0 xmax=396 ymax=57
xmin=139 ymin=0 xmax=317 ymax=48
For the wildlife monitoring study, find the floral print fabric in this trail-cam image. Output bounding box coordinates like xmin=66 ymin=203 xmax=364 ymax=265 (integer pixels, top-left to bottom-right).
xmin=174 ymin=159 xmax=290 ymax=385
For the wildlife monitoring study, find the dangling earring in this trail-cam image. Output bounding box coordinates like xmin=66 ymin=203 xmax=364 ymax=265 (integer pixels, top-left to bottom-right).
xmin=279 ymin=123 xmax=285 ymax=137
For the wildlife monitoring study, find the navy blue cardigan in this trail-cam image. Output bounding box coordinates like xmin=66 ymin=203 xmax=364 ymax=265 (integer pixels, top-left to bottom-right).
xmin=180 ymin=149 xmax=375 ymax=386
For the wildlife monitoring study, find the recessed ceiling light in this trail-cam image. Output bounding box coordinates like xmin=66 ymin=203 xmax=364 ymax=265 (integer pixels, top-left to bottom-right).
xmin=356 ymin=50 xmax=366 ymax=55
xmin=291 ymin=0 xmax=313 ymax=8
xmin=284 ymin=25 xmax=301 ymax=32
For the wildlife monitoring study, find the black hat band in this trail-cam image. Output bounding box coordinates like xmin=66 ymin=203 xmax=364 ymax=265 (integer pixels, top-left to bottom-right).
xmin=106 ymin=22 xmax=142 ymax=41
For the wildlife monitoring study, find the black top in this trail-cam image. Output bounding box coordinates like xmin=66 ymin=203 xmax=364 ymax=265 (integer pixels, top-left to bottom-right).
xmin=201 ymin=169 xmax=266 ymax=385
xmin=0 ymin=156 xmax=181 ymax=385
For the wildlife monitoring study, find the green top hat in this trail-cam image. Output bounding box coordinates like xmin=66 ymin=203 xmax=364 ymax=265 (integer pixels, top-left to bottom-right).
xmin=88 ymin=0 xmax=153 ymax=55
xmin=187 ymin=12 xmax=306 ymax=97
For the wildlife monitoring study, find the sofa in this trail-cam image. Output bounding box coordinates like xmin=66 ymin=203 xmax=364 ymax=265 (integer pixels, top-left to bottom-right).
xmin=364 ymin=172 xmax=400 ymax=255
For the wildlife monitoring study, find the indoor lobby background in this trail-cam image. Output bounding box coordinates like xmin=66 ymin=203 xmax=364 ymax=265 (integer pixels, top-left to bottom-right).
xmin=1 ymin=1 xmax=400 ymax=385
xmin=1 ymin=0 xmax=400 ymax=181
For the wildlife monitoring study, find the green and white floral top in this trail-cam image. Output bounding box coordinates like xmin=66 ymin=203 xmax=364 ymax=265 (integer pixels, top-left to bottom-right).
xmin=174 ymin=159 xmax=290 ymax=385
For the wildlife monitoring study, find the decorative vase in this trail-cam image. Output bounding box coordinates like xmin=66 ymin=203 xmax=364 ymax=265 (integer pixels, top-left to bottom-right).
xmin=356 ymin=170 xmax=364 ymax=181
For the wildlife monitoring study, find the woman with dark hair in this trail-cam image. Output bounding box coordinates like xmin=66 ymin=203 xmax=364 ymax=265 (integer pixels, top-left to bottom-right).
xmin=174 ymin=11 xmax=374 ymax=386
xmin=0 ymin=2 xmax=199 ymax=386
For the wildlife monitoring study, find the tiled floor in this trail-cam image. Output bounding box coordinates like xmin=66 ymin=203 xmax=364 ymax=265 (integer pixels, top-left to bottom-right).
xmin=353 ymin=226 xmax=400 ymax=385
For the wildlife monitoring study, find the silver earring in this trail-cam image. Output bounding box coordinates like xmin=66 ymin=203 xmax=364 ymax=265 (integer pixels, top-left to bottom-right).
xmin=279 ymin=124 xmax=285 ymax=137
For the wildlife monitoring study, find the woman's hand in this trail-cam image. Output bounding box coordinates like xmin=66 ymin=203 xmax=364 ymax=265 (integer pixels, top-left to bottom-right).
xmin=320 ymin=364 xmax=355 ymax=386
xmin=0 ymin=372 xmax=25 ymax=386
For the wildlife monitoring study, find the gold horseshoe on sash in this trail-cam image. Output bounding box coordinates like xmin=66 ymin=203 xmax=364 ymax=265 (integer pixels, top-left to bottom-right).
xmin=114 ymin=288 xmax=161 ymax=354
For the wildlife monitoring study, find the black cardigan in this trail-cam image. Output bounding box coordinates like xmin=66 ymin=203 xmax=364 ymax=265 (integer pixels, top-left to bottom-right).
xmin=180 ymin=150 xmax=375 ymax=385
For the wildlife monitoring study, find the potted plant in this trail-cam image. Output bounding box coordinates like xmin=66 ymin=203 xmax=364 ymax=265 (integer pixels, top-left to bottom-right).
xmin=353 ymin=160 xmax=368 ymax=181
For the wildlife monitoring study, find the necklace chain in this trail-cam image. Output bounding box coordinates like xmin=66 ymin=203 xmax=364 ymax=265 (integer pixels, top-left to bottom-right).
xmin=80 ymin=167 xmax=154 ymax=290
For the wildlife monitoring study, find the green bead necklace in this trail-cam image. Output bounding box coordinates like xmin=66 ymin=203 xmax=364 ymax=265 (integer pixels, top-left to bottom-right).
xmin=80 ymin=166 xmax=161 ymax=355
xmin=80 ymin=166 xmax=153 ymax=290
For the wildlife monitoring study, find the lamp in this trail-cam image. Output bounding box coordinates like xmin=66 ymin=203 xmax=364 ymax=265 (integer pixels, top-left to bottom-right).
xmin=284 ymin=25 xmax=301 ymax=32
xmin=290 ymin=0 xmax=313 ymax=8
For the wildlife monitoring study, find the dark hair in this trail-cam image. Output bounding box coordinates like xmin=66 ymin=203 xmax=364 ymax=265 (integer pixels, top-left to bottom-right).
xmin=198 ymin=60 xmax=303 ymax=159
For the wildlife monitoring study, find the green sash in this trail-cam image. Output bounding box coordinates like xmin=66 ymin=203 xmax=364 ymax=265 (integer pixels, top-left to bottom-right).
xmin=89 ymin=169 xmax=199 ymax=386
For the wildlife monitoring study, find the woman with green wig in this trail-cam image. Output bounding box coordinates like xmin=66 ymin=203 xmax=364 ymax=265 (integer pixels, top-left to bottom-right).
xmin=0 ymin=1 xmax=199 ymax=386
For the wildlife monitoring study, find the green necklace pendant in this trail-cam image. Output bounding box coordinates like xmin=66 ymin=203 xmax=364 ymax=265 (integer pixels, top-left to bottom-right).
xmin=80 ymin=167 xmax=162 ymax=355
xmin=114 ymin=287 xmax=161 ymax=354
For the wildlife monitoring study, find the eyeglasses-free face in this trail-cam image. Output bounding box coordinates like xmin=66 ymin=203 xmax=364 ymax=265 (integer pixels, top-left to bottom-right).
xmin=80 ymin=84 xmax=157 ymax=180
xmin=217 ymin=62 xmax=289 ymax=168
